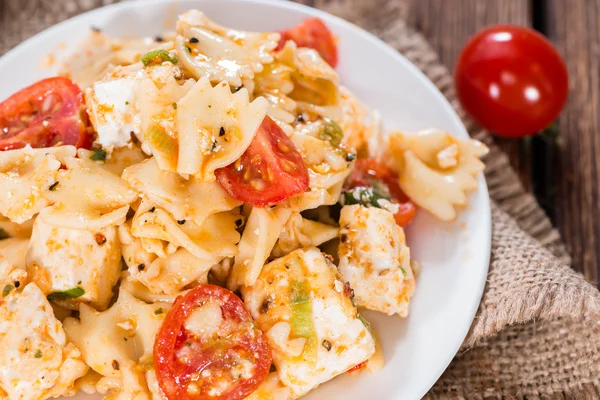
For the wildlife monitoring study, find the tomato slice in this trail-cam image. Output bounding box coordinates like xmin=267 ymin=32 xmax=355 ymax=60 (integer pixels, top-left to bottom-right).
xmin=0 ymin=77 xmax=92 ymax=151
xmin=215 ymin=116 xmax=309 ymax=207
xmin=154 ymin=284 xmax=272 ymax=400
xmin=345 ymin=158 xmax=417 ymax=227
xmin=278 ymin=18 xmax=338 ymax=68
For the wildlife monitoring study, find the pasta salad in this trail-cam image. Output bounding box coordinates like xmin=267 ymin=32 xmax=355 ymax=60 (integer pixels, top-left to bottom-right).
xmin=0 ymin=11 xmax=488 ymax=400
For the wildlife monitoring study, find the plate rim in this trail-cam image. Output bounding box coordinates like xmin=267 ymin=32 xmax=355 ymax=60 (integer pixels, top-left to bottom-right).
xmin=0 ymin=1 xmax=492 ymax=398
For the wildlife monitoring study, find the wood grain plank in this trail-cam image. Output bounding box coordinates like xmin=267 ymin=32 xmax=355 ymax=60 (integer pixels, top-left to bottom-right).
xmin=546 ymin=0 xmax=600 ymax=283
xmin=404 ymin=0 xmax=533 ymax=191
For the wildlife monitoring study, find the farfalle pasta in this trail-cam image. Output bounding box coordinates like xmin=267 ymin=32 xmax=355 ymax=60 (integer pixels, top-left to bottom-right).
xmin=0 ymin=10 xmax=487 ymax=400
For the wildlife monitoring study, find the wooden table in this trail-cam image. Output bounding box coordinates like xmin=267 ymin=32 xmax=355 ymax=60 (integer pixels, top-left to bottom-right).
xmin=2 ymin=0 xmax=599 ymax=287
xmin=399 ymin=0 xmax=600 ymax=287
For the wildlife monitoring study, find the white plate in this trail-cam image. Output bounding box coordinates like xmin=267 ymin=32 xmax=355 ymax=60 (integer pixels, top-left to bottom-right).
xmin=0 ymin=1 xmax=491 ymax=399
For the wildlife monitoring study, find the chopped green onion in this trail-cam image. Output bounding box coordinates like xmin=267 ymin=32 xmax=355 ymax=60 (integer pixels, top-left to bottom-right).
xmin=400 ymin=267 xmax=407 ymax=276
xmin=145 ymin=124 xmax=178 ymax=157
xmin=289 ymin=281 xmax=317 ymax=364
xmin=34 ymin=350 xmax=43 ymax=359
xmin=154 ymin=308 xmax=164 ymax=315
xmin=342 ymin=187 xmax=391 ymax=209
xmin=141 ymin=50 xmax=179 ymax=66
xmin=90 ymin=148 xmax=107 ymax=161
xmin=0 ymin=228 xmax=8 ymax=241
xmin=319 ymin=118 xmax=344 ymax=148
xmin=47 ymin=287 xmax=85 ymax=301
xmin=357 ymin=313 xmax=374 ymax=338
xmin=2 ymin=284 xmax=14 ymax=297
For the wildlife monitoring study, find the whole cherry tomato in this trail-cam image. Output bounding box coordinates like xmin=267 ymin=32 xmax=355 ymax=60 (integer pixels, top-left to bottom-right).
xmin=455 ymin=25 xmax=568 ymax=138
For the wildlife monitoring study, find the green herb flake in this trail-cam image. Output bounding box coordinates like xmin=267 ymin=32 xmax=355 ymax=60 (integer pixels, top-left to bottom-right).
xmin=0 ymin=228 xmax=9 ymax=241
xmin=357 ymin=313 xmax=374 ymax=338
xmin=172 ymin=102 xmax=177 ymax=110
xmin=125 ymin=101 xmax=129 ymax=105
xmin=184 ymin=45 xmax=192 ymax=54
xmin=342 ymin=187 xmax=391 ymax=209
xmin=400 ymin=267 xmax=407 ymax=276
xmin=124 ymin=337 xmax=128 ymax=341
xmin=185 ymin=341 xmax=191 ymax=347
xmin=47 ymin=287 xmax=85 ymax=301
xmin=2 ymin=284 xmax=14 ymax=297
xmin=141 ymin=50 xmax=179 ymax=66
xmin=319 ymin=118 xmax=344 ymax=148
xmin=34 ymin=350 xmax=43 ymax=359
xmin=154 ymin=308 xmax=164 ymax=315
xmin=89 ymin=147 xmax=107 ymax=162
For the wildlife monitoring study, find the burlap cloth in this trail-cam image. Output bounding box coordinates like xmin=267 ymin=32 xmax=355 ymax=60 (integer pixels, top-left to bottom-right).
xmin=2 ymin=0 xmax=600 ymax=398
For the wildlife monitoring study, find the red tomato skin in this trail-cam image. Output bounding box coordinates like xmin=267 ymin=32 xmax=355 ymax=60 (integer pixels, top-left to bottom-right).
xmin=278 ymin=18 xmax=338 ymax=67
xmin=0 ymin=77 xmax=91 ymax=150
xmin=215 ymin=116 xmax=309 ymax=207
xmin=455 ymin=25 xmax=568 ymax=137
xmin=345 ymin=158 xmax=417 ymax=228
xmin=154 ymin=284 xmax=272 ymax=400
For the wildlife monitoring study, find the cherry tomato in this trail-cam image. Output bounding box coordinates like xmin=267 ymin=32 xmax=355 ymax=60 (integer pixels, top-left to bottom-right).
xmin=0 ymin=77 xmax=92 ymax=150
xmin=455 ymin=25 xmax=568 ymax=138
xmin=154 ymin=284 xmax=272 ymax=400
xmin=278 ymin=18 xmax=338 ymax=68
xmin=215 ymin=116 xmax=309 ymax=207
xmin=345 ymin=158 xmax=417 ymax=227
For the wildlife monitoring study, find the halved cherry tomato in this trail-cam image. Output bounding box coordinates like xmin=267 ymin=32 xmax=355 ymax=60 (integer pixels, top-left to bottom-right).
xmin=345 ymin=158 xmax=417 ymax=227
xmin=347 ymin=361 xmax=367 ymax=373
xmin=455 ymin=25 xmax=568 ymax=138
xmin=0 ymin=77 xmax=92 ymax=150
xmin=278 ymin=18 xmax=338 ymax=68
xmin=215 ymin=116 xmax=309 ymax=207
xmin=154 ymin=284 xmax=272 ymax=400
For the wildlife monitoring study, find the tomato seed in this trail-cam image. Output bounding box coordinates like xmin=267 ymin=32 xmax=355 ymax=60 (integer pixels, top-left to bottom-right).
xmin=278 ymin=141 xmax=290 ymax=153
xmin=250 ymin=179 xmax=266 ymax=191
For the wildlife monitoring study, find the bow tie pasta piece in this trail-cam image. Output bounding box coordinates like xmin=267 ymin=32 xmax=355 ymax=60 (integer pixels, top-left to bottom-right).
xmin=228 ymin=207 xmax=292 ymax=291
xmin=78 ymin=145 xmax=147 ymax=178
xmin=241 ymin=248 xmax=375 ymax=398
xmin=291 ymin=132 xmax=354 ymax=190
xmin=271 ymin=212 xmax=339 ymax=259
xmin=0 ymin=146 xmax=76 ymax=224
xmin=26 ymin=212 xmax=121 ymax=310
xmin=119 ymin=221 xmax=216 ymax=295
xmin=62 ymin=29 xmax=173 ymax=89
xmin=0 ymin=283 xmax=88 ymax=399
xmin=85 ymin=63 xmax=194 ymax=156
xmin=338 ymin=205 xmax=415 ymax=317
xmin=277 ymin=41 xmax=340 ymax=108
xmin=387 ymin=129 xmax=489 ymax=221
xmin=285 ymin=181 xmax=345 ymax=212
xmin=176 ymin=77 xmax=268 ymax=180
xmin=123 ymin=158 xmax=241 ymax=225
xmin=254 ymin=62 xmax=297 ymax=119
xmin=130 ymin=205 xmax=241 ymax=262
xmin=63 ymin=289 xmax=169 ymax=399
xmin=176 ymin=10 xmax=279 ymax=88
xmin=42 ymin=156 xmax=138 ymax=230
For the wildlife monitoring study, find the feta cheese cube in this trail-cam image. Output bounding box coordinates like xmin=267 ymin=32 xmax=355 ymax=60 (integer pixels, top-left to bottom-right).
xmin=338 ymin=205 xmax=416 ymax=317
xmin=243 ymin=247 xmax=375 ymax=397
xmin=26 ymin=214 xmax=122 ymax=310
xmin=0 ymin=283 xmax=88 ymax=399
xmin=86 ymin=76 xmax=142 ymax=149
